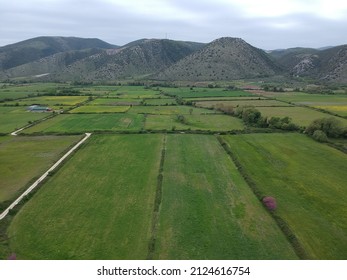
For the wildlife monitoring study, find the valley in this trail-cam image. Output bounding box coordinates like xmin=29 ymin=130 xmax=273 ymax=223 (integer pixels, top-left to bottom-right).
xmin=0 ymin=82 xmax=346 ymax=260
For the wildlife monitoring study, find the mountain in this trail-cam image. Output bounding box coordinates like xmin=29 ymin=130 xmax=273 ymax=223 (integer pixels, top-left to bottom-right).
xmin=34 ymin=39 xmax=204 ymax=81
xmin=156 ymin=37 xmax=281 ymax=81
xmin=268 ymin=45 xmax=347 ymax=83
xmin=0 ymin=39 xmax=203 ymax=81
xmin=0 ymin=36 xmax=346 ymax=84
xmin=0 ymin=36 xmax=117 ymax=71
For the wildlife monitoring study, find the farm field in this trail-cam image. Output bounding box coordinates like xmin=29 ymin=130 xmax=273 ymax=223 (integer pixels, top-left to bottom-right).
xmin=0 ymin=106 xmax=50 ymax=134
xmin=0 ymin=83 xmax=62 ymax=101
xmin=163 ymin=87 xmax=255 ymax=98
xmin=69 ymin=105 xmax=130 ymax=113
xmin=7 ymin=134 xmax=163 ymax=259
xmin=222 ymin=133 xmax=347 ymax=259
xmin=313 ymin=105 xmax=347 ymax=116
xmin=143 ymin=98 xmax=177 ymax=105
xmin=272 ymin=92 xmax=347 ymax=104
xmin=0 ymin=135 xmax=81 ymax=206
xmin=21 ymin=113 xmax=144 ymax=134
xmin=1 ymin=96 xmax=89 ymax=107
xmin=128 ymin=105 xmax=213 ymax=115
xmin=1 ymin=83 xmax=347 ymax=261
xmin=154 ymin=135 xmax=297 ymax=259
xmin=145 ymin=114 xmax=244 ymax=131
xmin=195 ymin=99 xmax=292 ymax=109
xmin=256 ymin=106 xmax=347 ymax=127
xmin=89 ymin=98 xmax=142 ymax=106
xmin=184 ymin=96 xmax=266 ymax=102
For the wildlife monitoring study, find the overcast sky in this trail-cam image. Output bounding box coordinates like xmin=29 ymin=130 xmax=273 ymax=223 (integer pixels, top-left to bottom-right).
xmin=1 ymin=0 xmax=347 ymax=49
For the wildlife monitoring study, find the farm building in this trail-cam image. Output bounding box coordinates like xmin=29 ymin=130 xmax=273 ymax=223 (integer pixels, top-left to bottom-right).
xmin=27 ymin=105 xmax=52 ymax=112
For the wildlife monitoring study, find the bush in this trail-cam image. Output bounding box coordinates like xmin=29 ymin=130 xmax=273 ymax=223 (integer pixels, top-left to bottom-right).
xmin=262 ymin=196 xmax=277 ymax=211
xmin=306 ymin=117 xmax=343 ymax=138
xmin=312 ymin=130 xmax=328 ymax=142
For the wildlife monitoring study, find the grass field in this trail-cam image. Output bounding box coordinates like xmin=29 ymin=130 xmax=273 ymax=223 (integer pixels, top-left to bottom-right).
xmin=21 ymin=113 xmax=144 ymax=133
xmin=256 ymin=106 xmax=347 ymax=127
xmin=0 ymin=135 xmax=81 ymax=205
xmin=2 ymin=96 xmax=88 ymax=107
xmin=0 ymin=107 xmax=50 ymax=134
xmin=163 ymin=88 xmax=254 ymax=98
xmin=7 ymin=135 xmax=163 ymax=259
xmin=69 ymin=105 xmax=130 ymax=113
xmin=143 ymin=98 xmax=177 ymax=105
xmin=89 ymin=98 xmax=142 ymax=106
xmin=145 ymin=114 xmax=244 ymax=131
xmin=184 ymin=96 xmax=266 ymax=102
xmin=222 ymin=133 xmax=347 ymax=259
xmin=195 ymin=99 xmax=292 ymax=108
xmin=313 ymin=105 xmax=347 ymax=116
xmin=153 ymin=135 xmax=297 ymax=259
xmin=128 ymin=105 xmax=213 ymax=115
xmin=0 ymin=83 xmax=62 ymax=101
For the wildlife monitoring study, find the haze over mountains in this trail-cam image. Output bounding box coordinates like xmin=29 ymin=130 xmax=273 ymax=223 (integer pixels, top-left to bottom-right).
xmin=0 ymin=36 xmax=346 ymax=84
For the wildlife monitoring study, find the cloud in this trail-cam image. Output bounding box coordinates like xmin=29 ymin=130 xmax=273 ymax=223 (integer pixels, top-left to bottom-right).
xmin=0 ymin=0 xmax=346 ymax=49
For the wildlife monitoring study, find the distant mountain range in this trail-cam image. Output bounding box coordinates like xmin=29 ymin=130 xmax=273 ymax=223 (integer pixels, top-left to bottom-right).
xmin=0 ymin=36 xmax=346 ymax=84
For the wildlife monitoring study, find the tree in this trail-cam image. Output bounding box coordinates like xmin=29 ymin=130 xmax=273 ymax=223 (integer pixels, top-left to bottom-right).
xmin=312 ymin=130 xmax=328 ymax=142
xmin=306 ymin=118 xmax=343 ymax=138
xmin=242 ymin=107 xmax=261 ymax=124
xmin=262 ymin=196 xmax=277 ymax=211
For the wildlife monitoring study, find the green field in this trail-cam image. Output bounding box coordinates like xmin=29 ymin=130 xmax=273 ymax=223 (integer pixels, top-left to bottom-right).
xmin=7 ymin=135 xmax=163 ymax=259
xmin=128 ymin=105 xmax=213 ymax=115
xmin=21 ymin=113 xmax=144 ymax=134
xmin=145 ymin=114 xmax=244 ymax=131
xmin=89 ymin=98 xmax=142 ymax=106
xmin=313 ymin=105 xmax=347 ymax=116
xmin=154 ymin=135 xmax=297 ymax=259
xmin=256 ymin=106 xmax=347 ymax=127
xmin=0 ymin=135 xmax=81 ymax=205
xmin=163 ymin=88 xmax=254 ymax=98
xmin=223 ymin=133 xmax=347 ymax=259
xmin=195 ymin=99 xmax=292 ymax=108
xmin=69 ymin=105 xmax=130 ymax=113
xmin=143 ymin=98 xmax=177 ymax=105
xmin=0 ymin=107 xmax=50 ymax=134
xmin=0 ymin=83 xmax=62 ymax=101
xmin=2 ymin=96 xmax=88 ymax=107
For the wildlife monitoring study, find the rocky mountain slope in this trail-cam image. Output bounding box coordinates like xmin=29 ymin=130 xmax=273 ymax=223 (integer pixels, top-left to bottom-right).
xmin=0 ymin=36 xmax=346 ymax=84
xmin=156 ymin=37 xmax=281 ymax=81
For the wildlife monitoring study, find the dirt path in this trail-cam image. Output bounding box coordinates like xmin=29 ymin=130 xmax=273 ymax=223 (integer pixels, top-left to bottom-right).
xmin=0 ymin=133 xmax=92 ymax=220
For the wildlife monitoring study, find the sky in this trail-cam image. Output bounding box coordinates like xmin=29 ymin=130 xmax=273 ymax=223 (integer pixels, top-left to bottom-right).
xmin=1 ymin=0 xmax=347 ymax=49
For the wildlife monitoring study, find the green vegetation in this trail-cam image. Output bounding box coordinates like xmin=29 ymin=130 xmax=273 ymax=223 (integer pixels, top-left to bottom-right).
xmin=223 ymin=133 xmax=347 ymax=259
xmin=2 ymin=96 xmax=88 ymax=106
xmin=143 ymin=98 xmax=177 ymax=105
xmin=195 ymin=99 xmax=292 ymax=108
xmin=128 ymin=105 xmax=213 ymax=115
xmin=145 ymin=114 xmax=244 ymax=131
xmin=0 ymin=135 xmax=81 ymax=205
xmin=8 ymin=134 xmax=163 ymax=259
xmin=1 ymin=83 xmax=347 ymax=260
xmin=163 ymin=87 xmax=254 ymax=98
xmin=89 ymin=98 xmax=141 ymax=106
xmin=69 ymin=105 xmax=130 ymax=113
xmin=21 ymin=113 xmax=144 ymax=134
xmin=154 ymin=135 xmax=297 ymax=259
xmin=0 ymin=106 xmax=50 ymax=134
xmin=256 ymin=106 xmax=347 ymax=127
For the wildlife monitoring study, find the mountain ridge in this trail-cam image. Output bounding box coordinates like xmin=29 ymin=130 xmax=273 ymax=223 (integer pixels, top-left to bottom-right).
xmin=0 ymin=36 xmax=346 ymax=84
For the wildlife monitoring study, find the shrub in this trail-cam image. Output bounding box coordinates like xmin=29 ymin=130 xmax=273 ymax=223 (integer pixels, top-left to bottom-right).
xmin=312 ymin=130 xmax=328 ymax=142
xmin=262 ymin=196 xmax=277 ymax=211
xmin=306 ymin=117 xmax=343 ymax=138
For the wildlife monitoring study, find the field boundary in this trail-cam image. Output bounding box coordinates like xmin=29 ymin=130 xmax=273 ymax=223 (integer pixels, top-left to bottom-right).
xmin=216 ymin=136 xmax=309 ymax=259
xmin=147 ymin=134 xmax=166 ymax=260
xmin=0 ymin=132 xmax=92 ymax=221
